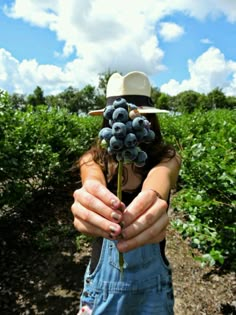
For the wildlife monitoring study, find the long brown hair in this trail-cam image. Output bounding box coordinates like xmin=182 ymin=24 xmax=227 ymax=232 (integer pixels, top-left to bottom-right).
xmin=81 ymin=113 xmax=176 ymax=183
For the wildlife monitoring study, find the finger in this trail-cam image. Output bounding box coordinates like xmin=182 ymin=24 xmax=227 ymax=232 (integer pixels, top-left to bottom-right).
xmin=74 ymin=217 xmax=115 ymax=239
xmin=72 ymin=202 xmax=122 ymax=237
xmin=122 ymin=190 xmax=167 ymax=227
xmin=122 ymin=198 xmax=168 ymax=239
xmin=117 ymin=214 xmax=169 ymax=253
xmin=83 ymin=180 xmax=123 ymax=210
xmin=73 ymin=188 xmax=123 ymax=223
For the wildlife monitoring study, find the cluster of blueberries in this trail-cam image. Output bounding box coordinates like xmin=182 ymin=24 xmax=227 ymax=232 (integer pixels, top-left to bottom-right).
xmin=98 ymin=98 xmax=155 ymax=166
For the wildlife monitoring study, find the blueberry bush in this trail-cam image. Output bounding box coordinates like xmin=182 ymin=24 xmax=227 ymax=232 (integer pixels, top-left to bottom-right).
xmin=160 ymin=109 xmax=236 ymax=265
xmin=0 ymin=91 xmax=101 ymax=210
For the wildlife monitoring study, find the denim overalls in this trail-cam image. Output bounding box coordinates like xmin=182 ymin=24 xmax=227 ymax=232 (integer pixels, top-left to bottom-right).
xmin=78 ymin=166 xmax=174 ymax=314
xmin=79 ymin=238 xmax=174 ymax=315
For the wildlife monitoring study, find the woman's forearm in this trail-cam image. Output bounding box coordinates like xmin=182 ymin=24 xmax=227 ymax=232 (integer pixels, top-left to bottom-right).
xmin=142 ymin=154 xmax=181 ymax=200
xmin=79 ymin=153 xmax=106 ymax=186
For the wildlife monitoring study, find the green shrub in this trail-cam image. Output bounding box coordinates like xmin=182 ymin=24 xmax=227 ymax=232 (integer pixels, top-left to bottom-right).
xmin=160 ymin=109 xmax=236 ymax=265
xmin=0 ymin=100 xmax=101 ymax=210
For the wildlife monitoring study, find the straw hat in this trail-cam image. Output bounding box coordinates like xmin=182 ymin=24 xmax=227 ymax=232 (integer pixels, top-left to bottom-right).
xmin=89 ymin=71 xmax=167 ymax=115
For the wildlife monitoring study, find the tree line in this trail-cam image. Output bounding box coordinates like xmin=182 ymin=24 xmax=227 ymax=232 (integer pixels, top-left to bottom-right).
xmin=4 ymin=72 xmax=236 ymax=114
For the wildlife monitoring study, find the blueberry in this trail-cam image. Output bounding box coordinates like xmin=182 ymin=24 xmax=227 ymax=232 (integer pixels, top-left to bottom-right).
xmin=113 ymin=98 xmax=128 ymax=109
xmin=109 ymin=136 xmax=124 ymax=151
xmin=125 ymin=121 xmax=133 ymax=133
xmin=112 ymin=107 xmax=129 ymax=123
xmin=122 ymin=147 xmax=139 ymax=161
xmin=103 ymin=105 xmax=115 ymax=120
xmin=143 ymin=119 xmax=151 ymax=129
xmin=112 ymin=122 xmax=127 ymax=138
xmin=127 ymin=103 xmax=138 ymax=110
xmin=124 ymin=133 xmax=137 ymax=148
xmin=132 ymin=116 xmax=146 ymax=130
xmin=98 ymin=127 xmax=113 ymax=140
xmin=135 ymin=128 xmax=148 ymax=141
xmin=143 ymin=129 xmax=155 ymax=142
xmin=134 ymin=150 xmax=148 ymax=167
xmin=109 ymin=119 xmax=114 ymax=127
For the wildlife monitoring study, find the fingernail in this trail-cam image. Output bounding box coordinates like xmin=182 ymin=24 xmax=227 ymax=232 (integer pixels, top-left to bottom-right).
xmin=109 ymin=225 xmax=118 ymax=234
xmin=111 ymin=199 xmax=119 ymax=209
xmin=120 ymin=221 xmax=125 ymax=228
xmin=111 ymin=212 xmax=122 ymax=221
xmin=109 ymin=233 xmax=116 ymax=239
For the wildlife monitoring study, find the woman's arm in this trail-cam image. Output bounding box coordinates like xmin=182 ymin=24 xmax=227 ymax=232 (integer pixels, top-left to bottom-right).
xmin=79 ymin=152 xmax=107 ymax=186
xmin=117 ymin=154 xmax=181 ymax=252
xmin=71 ymin=153 xmax=124 ymax=238
xmin=142 ymin=153 xmax=181 ymax=200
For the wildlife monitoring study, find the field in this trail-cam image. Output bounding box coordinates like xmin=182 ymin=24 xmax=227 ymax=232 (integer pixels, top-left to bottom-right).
xmin=0 ymin=93 xmax=235 ymax=314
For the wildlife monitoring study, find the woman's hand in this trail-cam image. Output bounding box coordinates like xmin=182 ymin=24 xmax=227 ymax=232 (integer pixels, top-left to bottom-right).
xmin=117 ymin=189 xmax=169 ymax=253
xmin=71 ymin=179 xmax=125 ymax=239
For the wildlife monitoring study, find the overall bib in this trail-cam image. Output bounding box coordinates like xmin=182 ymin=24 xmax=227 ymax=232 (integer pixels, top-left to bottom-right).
xmin=79 ymin=238 xmax=174 ymax=315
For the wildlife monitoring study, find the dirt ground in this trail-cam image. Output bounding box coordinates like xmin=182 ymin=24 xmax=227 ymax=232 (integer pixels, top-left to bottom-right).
xmin=0 ymin=192 xmax=235 ymax=315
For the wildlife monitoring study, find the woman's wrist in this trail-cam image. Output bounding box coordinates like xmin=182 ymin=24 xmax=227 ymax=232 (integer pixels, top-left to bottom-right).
xmin=145 ymin=189 xmax=163 ymax=200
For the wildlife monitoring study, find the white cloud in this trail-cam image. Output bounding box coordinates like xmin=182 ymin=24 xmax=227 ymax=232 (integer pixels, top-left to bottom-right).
xmin=1 ymin=0 xmax=236 ymax=95
xmin=2 ymin=0 xmax=168 ymax=94
xmin=160 ymin=47 xmax=236 ymax=96
xmin=0 ymin=48 xmax=87 ymax=95
xmin=3 ymin=0 xmax=58 ymax=28
xmin=200 ymin=38 xmax=213 ymax=45
xmin=159 ymin=22 xmax=185 ymax=41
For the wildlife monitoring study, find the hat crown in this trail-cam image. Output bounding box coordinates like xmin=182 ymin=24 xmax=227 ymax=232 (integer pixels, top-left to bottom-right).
xmin=106 ymin=71 xmax=151 ymax=98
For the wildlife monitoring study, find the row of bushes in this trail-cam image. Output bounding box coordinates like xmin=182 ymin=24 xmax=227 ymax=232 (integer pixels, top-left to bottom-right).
xmin=0 ymin=93 xmax=101 ymax=209
xmin=159 ymin=110 xmax=235 ymax=265
xmin=1 ymin=90 xmax=235 ymax=265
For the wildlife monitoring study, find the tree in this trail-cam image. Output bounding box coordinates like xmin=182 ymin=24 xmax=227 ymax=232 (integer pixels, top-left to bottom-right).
xmin=57 ymin=86 xmax=78 ymax=111
xmin=174 ymin=90 xmax=202 ymax=113
xmin=98 ymin=70 xmax=117 ymax=95
xmin=206 ymin=88 xmax=227 ymax=110
xmin=76 ymin=85 xmax=103 ymax=114
xmin=9 ymin=93 xmax=27 ymax=110
xmin=151 ymin=87 xmax=161 ymax=107
xmin=156 ymin=93 xmax=171 ymax=110
xmin=27 ymin=86 xmax=46 ymax=107
xmin=226 ymin=96 xmax=236 ymax=109
xmin=56 ymin=85 xmax=105 ymax=114
xmin=45 ymin=94 xmax=61 ymax=109
xmin=197 ymin=94 xmax=209 ymax=111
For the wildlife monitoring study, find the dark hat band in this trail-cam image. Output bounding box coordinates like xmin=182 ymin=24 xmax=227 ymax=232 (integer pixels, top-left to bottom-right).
xmin=107 ymin=95 xmax=154 ymax=107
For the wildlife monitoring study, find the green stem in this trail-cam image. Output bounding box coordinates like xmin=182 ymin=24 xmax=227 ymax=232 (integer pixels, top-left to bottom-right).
xmin=117 ymin=160 xmax=124 ymax=279
xmin=117 ymin=160 xmax=123 ymax=201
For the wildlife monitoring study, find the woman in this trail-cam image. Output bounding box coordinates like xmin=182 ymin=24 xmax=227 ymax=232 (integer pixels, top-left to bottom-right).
xmin=71 ymin=71 xmax=181 ymax=315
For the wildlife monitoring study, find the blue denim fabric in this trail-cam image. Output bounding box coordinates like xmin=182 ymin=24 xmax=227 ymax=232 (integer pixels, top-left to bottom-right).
xmin=80 ymin=239 xmax=174 ymax=315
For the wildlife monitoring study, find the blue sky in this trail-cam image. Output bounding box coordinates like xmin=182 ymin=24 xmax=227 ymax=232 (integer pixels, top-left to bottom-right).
xmin=0 ymin=0 xmax=236 ymax=96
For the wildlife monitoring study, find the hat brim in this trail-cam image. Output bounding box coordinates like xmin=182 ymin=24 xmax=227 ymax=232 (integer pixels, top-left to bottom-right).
xmin=89 ymin=106 xmax=169 ymax=116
